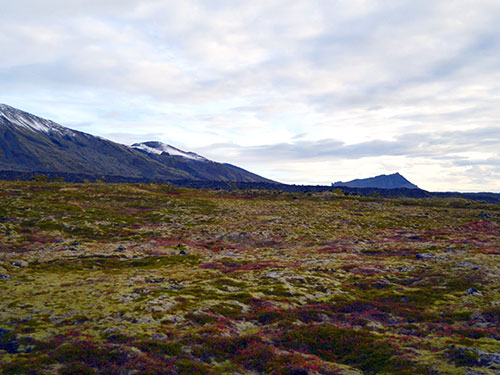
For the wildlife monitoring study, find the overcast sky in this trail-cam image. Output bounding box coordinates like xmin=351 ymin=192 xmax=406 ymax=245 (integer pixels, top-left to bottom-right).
xmin=1 ymin=1 xmax=500 ymax=191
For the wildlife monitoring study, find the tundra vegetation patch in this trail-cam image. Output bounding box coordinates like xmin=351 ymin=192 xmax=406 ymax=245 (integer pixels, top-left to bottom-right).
xmin=0 ymin=181 xmax=499 ymax=375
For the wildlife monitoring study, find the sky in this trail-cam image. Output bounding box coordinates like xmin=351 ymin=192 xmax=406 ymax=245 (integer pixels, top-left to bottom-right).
xmin=1 ymin=0 xmax=500 ymax=192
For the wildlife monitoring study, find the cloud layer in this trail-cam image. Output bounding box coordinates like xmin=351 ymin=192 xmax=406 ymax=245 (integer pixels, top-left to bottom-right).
xmin=1 ymin=1 xmax=500 ymax=191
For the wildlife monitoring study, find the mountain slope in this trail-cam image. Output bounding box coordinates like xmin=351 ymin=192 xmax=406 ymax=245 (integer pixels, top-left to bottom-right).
xmin=132 ymin=141 xmax=274 ymax=183
xmin=332 ymin=172 xmax=419 ymax=189
xmin=0 ymin=104 xmax=274 ymax=183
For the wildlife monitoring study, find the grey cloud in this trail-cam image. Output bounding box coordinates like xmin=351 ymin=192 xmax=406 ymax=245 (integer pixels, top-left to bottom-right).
xmin=205 ymin=126 xmax=500 ymax=163
xmin=2 ymin=0 xmax=500 ymax=110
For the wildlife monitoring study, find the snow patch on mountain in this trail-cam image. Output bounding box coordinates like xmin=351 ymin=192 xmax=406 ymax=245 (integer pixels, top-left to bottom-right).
xmin=132 ymin=141 xmax=208 ymax=162
xmin=0 ymin=104 xmax=76 ymax=137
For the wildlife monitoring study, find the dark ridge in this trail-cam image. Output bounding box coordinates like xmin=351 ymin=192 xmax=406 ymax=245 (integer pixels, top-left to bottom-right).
xmin=1 ymin=170 xmax=498 ymax=203
xmin=332 ymin=172 xmax=419 ymax=189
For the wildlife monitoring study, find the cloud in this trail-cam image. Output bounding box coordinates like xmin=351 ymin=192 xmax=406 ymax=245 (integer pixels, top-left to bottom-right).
xmin=199 ymin=126 xmax=500 ymax=162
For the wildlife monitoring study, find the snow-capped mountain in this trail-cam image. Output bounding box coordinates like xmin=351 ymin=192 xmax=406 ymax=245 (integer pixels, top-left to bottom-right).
xmin=0 ymin=104 xmax=76 ymax=136
xmin=132 ymin=141 xmax=207 ymax=162
xmin=0 ymin=104 xmax=274 ymax=183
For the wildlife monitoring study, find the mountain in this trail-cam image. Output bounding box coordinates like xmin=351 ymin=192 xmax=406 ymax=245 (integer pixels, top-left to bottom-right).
xmin=0 ymin=104 xmax=274 ymax=183
xmin=132 ymin=141 xmax=208 ymax=162
xmin=332 ymin=173 xmax=419 ymax=189
xmin=131 ymin=141 xmax=272 ymax=182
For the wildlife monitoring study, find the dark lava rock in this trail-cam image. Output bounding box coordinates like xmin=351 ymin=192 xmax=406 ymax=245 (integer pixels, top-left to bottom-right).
xmin=0 ymin=274 xmax=12 ymax=280
xmin=146 ymin=278 xmax=164 ymax=284
xmin=0 ymin=328 xmax=19 ymax=354
xmin=168 ymin=285 xmax=184 ymax=290
xmin=454 ymin=347 xmax=500 ymax=368
xmin=416 ymin=253 xmax=433 ymax=260
xmin=465 ymin=288 xmax=482 ymax=296
xmin=117 ymin=245 xmax=127 ymax=251
xmin=179 ymin=250 xmax=187 ymax=255
xmin=12 ymin=260 xmax=28 ymax=267
xmin=478 ymin=211 xmax=490 ymax=218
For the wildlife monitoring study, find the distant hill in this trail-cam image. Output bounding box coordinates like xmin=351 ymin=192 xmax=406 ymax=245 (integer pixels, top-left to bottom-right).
xmin=332 ymin=173 xmax=419 ymax=189
xmin=0 ymin=104 xmax=274 ymax=183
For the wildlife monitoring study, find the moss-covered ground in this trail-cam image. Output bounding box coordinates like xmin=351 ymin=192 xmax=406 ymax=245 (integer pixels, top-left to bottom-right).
xmin=0 ymin=181 xmax=498 ymax=374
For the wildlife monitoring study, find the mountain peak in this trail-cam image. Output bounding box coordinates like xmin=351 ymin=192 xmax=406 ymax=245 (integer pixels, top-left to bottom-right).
xmin=132 ymin=141 xmax=207 ymax=162
xmin=0 ymin=103 xmax=74 ymax=136
xmin=332 ymin=172 xmax=419 ymax=189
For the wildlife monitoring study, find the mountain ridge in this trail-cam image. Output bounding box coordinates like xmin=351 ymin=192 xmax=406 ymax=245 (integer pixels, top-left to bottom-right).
xmin=0 ymin=104 xmax=274 ymax=183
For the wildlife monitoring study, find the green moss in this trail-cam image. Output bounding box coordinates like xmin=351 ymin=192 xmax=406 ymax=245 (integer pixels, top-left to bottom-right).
xmin=135 ymin=340 xmax=183 ymax=356
xmin=176 ymin=359 xmax=212 ymax=375
xmin=210 ymin=303 xmax=243 ymax=317
xmin=34 ymin=254 xmax=199 ymax=273
xmin=186 ymin=312 xmax=218 ymax=325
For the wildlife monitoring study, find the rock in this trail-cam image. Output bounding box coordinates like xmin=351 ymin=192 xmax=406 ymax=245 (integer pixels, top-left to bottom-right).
xmin=465 ymin=288 xmax=482 ymax=296
xmin=102 ymin=327 xmax=122 ymax=337
xmin=398 ymin=266 xmax=415 ymax=272
xmin=457 ymin=262 xmax=479 ymax=270
xmin=0 ymin=328 xmax=19 ymax=354
xmin=415 ymin=253 xmax=447 ymax=261
xmin=117 ymin=245 xmax=127 ymax=251
xmin=179 ymin=250 xmax=187 ymax=255
xmin=67 ymin=246 xmax=78 ymax=251
xmin=12 ymin=260 xmax=28 ymax=268
xmin=168 ymin=285 xmax=184 ymax=290
xmin=146 ymin=278 xmax=164 ymax=284
xmin=145 ymin=298 xmax=176 ymax=313
xmin=0 ymin=274 xmax=12 ymax=280
xmin=416 ymin=253 xmax=433 ymax=260
xmin=134 ymin=316 xmax=157 ymax=325
xmin=480 ymin=351 xmax=500 ymax=367
xmin=266 ymin=271 xmax=281 ymax=278
xmin=372 ymin=281 xmax=389 ymax=289
xmin=455 ymin=347 xmax=500 ymax=369
xmin=72 ymin=241 xmax=80 ymax=246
